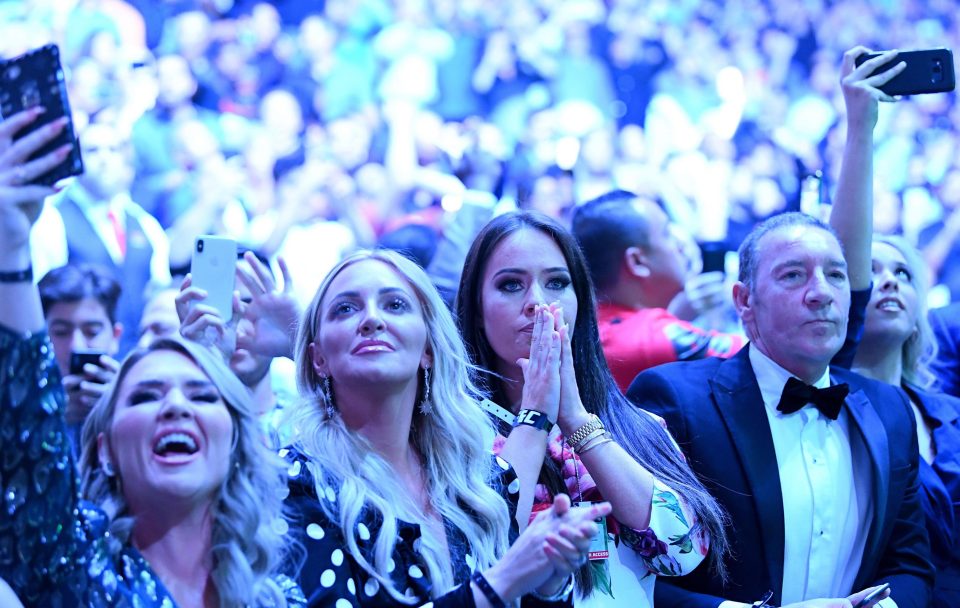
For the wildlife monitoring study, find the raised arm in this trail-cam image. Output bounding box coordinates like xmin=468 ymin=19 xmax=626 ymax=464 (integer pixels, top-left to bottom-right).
xmin=0 ymin=109 xmax=93 ymax=606
xmin=0 ymin=109 xmax=67 ymax=332
xmin=830 ymin=47 xmax=904 ymax=291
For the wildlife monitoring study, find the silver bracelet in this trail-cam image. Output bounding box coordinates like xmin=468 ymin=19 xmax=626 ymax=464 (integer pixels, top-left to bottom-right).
xmin=530 ymin=574 xmax=575 ymax=602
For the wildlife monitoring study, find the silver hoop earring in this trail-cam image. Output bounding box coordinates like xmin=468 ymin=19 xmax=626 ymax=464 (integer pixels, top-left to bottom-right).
xmin=102 ymin=461 xmax=116 ymax=477
xmin=419 ymin=367 xmax=433 ymax=415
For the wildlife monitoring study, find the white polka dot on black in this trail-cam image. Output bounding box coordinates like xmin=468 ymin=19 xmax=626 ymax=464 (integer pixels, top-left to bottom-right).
xmin=335 ymin=599 xmax=351 ymax=608
xmin=331 ymin=549 xmax=344 ymax=567
xmin=347 ymin=578 xmax=356 ymax=595
xmin=306 ymin=523 xmax=325 ymax=540
xmin=408 ymin=564 xmax=423 ymax=579
xmin=364 ymin=578 xmax=380 ymax=596
xmin=321 ymin=569 xmax=336 ymax=588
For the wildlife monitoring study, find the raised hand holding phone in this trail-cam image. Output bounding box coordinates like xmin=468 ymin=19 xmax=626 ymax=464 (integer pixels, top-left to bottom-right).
xmin=854 ymin=48 xmax=955 ymax=96
xmin=190 ymin=236 xmax=237 ymax=322
xmin=0 ymin=44 xmax=83 ymax=185
xmin=178 ymin=236 xmax=239 ymax=357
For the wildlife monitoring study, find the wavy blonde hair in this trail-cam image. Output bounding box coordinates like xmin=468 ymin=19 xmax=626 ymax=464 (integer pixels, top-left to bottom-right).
xmin=79 ymin=337 xmax=292 ymax=608
xmin=293 ymin=249 xmax=510 ymax=602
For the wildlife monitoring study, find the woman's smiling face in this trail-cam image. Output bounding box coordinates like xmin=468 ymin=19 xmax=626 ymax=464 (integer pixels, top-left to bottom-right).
xmin=103 ymin=350 xmax=234 ymax=510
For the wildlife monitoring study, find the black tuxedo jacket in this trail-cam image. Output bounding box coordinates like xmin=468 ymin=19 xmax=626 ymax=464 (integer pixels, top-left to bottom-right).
xmin=626 ymin=346 xmax=933 ymax=608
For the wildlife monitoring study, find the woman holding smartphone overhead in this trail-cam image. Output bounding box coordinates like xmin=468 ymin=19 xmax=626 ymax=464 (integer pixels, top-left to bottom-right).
xmin=455 ymin=211 xmax=728 ymax=607
xmin=0 ymin=110 xmax=304 ymax=607
xmin=285 ymin=248 xmax=609 ymax=607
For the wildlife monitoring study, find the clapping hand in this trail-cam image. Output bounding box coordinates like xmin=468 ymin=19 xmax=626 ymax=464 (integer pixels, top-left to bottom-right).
xmin=481 ymin=495 xmax=611 ymax=603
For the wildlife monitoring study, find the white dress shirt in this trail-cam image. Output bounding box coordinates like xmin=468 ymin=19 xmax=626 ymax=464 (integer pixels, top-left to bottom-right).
xmin=749 ymin=347 xmax=887 ymax=605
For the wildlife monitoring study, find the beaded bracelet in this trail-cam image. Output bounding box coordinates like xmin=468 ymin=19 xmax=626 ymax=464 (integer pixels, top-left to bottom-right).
xmin=471 ymin=571 xmax=507 ymax=608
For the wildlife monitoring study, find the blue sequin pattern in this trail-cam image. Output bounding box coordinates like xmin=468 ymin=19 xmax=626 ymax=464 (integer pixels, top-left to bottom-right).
xmin=0 ymin=326 xmax=306 ymax=607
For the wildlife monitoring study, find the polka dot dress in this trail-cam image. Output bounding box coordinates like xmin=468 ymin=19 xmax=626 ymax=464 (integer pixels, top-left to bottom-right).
xmin=282 ymin=449 xmax=560 ymax=607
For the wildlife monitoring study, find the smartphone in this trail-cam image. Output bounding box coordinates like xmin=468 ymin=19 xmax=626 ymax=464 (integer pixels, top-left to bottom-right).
xmin=800 ymin=171 xmax=825 ymax=217
xmin=855 ymin=48 xmax=955 ymax=96
xmin=699 ymin=242 xmax=728 ymax=275
xmin=70 ymin=349 xmax=106 ymax=376
xmin=191 ymin=236 xmax=237 ymax=322
xmin=853 ymin=583 xmax=891 ymax=608
xmin=0 ymin=44 xmax=83 ymax=185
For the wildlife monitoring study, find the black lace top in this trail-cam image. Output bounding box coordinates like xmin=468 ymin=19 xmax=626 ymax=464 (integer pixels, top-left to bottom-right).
xmin=0 ymin=325 xmax=305 ymax=607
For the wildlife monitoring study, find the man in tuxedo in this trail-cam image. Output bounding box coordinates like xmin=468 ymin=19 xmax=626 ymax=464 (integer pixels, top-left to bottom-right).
xmin=627 ymin=211 xmax=932 ymax=607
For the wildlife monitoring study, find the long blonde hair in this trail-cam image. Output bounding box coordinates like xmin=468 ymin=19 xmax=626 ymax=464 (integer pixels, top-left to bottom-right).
xmin=873 ymin=235 xmax=939 ymax=389
xmin=293 ymin=249 xmax=510 ymax=602
xmin=79 ymin=337 xmax=292 ymax=608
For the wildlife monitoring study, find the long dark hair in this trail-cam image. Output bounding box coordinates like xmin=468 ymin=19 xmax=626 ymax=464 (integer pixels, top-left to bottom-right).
xmin=456 ymin=211 xmax=728 ymax=590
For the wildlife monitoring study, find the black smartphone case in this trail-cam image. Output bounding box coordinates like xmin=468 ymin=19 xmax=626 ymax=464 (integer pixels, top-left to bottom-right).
xmin=0 ymin=44 xmax=83 ymax=185
xmin=855 ymin=48 xmax=956 ymax=96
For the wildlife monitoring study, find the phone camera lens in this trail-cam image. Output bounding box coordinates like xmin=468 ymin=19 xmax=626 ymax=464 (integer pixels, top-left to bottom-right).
xmin=197 ymin=240 xmax=204 ymax=252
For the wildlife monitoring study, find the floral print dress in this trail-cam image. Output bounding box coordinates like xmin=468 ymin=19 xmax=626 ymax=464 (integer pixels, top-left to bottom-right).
xmin=494 ymin=428 xmax=709 ymax=608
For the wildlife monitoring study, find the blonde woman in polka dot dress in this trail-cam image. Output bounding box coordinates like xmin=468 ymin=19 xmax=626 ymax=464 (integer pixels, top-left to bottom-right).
xmin=285 ymin=250 xmax=609 ymax=607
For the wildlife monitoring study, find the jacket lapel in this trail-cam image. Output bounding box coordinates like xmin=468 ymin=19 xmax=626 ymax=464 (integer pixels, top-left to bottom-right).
xmin=835 ymin=371 xmax=890 ymax=588
xmin=710 ymin=347 xmax=785 ymax=600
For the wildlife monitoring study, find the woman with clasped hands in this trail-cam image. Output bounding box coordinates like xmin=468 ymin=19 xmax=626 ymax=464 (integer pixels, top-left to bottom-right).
xmin=0 ymin=109 xmax=304 ymax=607
xmin=455 ymin=211 xmax=729 ymax=607
xmin=284 ymin=249 xmax=610 ymax=606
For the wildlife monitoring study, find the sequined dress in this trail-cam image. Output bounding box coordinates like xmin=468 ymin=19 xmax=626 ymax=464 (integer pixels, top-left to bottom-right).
xmin=0 ymin=326 xmax=305 ymax=607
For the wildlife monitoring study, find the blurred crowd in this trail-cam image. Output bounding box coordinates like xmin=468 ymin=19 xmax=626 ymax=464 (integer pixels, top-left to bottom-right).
xmin=4 ymin=0 xmax=960 ymax=305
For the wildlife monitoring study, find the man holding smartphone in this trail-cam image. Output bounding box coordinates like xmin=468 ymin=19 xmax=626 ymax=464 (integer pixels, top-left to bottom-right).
xmin=38 ymin=263 xmax=122 ymax=450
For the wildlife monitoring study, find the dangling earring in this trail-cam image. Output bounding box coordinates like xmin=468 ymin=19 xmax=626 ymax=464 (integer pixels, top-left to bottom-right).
xmin=321 ymin=375 xmax=337 ymax=419
xmin=102 ymin=461 xmax=116 ymax=477
xmin=419 ymin=367 xmax=433 ymax=415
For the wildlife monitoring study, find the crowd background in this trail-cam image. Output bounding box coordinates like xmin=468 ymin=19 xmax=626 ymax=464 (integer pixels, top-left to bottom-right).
xmin=4 ymin=0 xmax=960 ymax=306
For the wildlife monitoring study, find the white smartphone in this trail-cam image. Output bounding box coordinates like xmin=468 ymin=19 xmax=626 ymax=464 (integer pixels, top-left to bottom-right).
xmin=190 ymin=235 xmax=237 ymax=322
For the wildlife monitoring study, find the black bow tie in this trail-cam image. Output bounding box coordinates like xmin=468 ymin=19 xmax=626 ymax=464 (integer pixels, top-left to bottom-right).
xmin=776 ymin=377 xmax=849 ymax=420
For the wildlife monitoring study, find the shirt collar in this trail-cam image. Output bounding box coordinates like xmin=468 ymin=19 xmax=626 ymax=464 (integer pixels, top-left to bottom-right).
xmin=749 ymin=344 xmax=831 ymax=414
